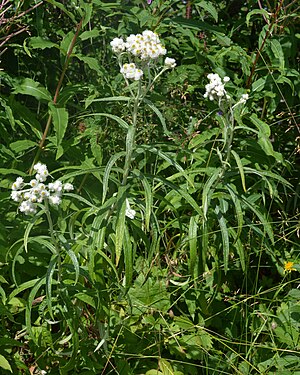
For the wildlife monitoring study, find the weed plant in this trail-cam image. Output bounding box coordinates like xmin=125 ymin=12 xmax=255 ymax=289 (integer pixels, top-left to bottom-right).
xmin=0 ymin=1 xmax=299 ymax=374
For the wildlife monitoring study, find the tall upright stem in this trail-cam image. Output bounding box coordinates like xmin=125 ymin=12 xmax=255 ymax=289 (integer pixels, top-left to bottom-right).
xmin=122 ymin=86 xmax=140 ymax=186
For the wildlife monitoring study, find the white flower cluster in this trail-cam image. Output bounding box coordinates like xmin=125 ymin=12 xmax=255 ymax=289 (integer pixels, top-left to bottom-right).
xmin=204 ymin=73 xmax=230 ymax=101
xmin=120 ymin=63 xmax=143 ymax=81
xmin=110 ymin=30 xmax=166 ymax=59
xmin=11 ymin=163 xmax=74 ymax=215
xmin=125 ymin=199 xmax=136 ymax=220
xmin=164 ymin=57 xmax=176 ymax=68
xmin=110 ymin=30 xmax=176 ymax=81
xmin=239 ymin=93 xmax=249 ymax=104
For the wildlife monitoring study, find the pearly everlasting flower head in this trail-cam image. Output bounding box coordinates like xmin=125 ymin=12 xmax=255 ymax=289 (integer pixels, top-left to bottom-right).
xmin=164 ymin=57 xmax=176 ymax=68
xmin=120 ymin=63 xmax=144 ymax=81
xmin=204 ymin=73 xmax=230 ymax=102
xmin=110 ymin=37 xmax=126 ymax=53
xmin=11 ymin=163 xmax=74 ymax=215
xmin=123 ymin=30 xmax=167 ymax=60
xmin=239 ymin=93 xmax=249 ymax=104
xmin=125 ymin=199 xmax=136 ymax=220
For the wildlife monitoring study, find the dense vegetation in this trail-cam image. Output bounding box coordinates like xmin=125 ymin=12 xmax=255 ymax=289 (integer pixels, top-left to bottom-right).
xmin=0 ymin=1 xmax=299 ymax=374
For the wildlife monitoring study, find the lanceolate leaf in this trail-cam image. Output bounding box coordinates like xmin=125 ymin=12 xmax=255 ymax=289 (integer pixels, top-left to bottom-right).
xmin=115 ymin=186 xmax=127 ymax=266
xmin=48 ymin=103 xmax=69 ymax=148
xmin=215 ymin=204 xmax=230 ymax=273
xmin=13 ymin=78 xmax=52 ymax=101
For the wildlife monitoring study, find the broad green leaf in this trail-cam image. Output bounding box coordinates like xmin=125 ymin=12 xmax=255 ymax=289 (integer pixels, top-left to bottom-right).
xmin=74 ymin=292 xmax=96 ymax=308
xmin=79 ymin=29 xmax=100 ymax=41
xmin=13 ymin=78 xmax=52 ymax=101
xmin=44 ymin=0 xmax=76 ymax=23
xmin=269 ymin=39 xmax=285 ymax=71
xmin=75 ymin=54 xmax=102 ymax=73
xmin=10 ymin=140 xmax=37 ymax=153
xmin=252 ymin=77 xmax=266 ymax=92
xmin=29 ymin=36 xmax=57 ymax=49
xmin=198 ymin=1 xmax=218 ymax=21
xmin=159 ymin=358 xmax=174 ymax=375
xmin=0 ymin=354 xmax=12 ymax=373
xmin=48 ymin=103 xmax=69 ymax=148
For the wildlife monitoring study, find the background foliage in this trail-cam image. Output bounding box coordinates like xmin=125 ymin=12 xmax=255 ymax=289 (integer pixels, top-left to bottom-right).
xmin=0 ymin=0 xmax=299 ymax=374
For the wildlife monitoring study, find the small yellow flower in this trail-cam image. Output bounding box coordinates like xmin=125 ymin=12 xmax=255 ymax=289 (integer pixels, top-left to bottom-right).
xmin=284 ymin=261 xmax=296 ymax=273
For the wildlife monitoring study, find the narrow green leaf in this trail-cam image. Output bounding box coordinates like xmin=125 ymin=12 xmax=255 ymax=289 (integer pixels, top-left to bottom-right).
xmin=242 ymin=197 xmax=274 ymax=244
xmin=189 ymin=215 xmax=199 ymax=279
xmin=25 ymin=277 xmax=46 ymax=344
xmin=48 ymin=103 xmax=69 ymax=148
xmin=226 ymin=184 xmax=244 ymax=241
xmin=85 ymin=96 xmax=130 ymax=108
xmin=202 ymin=168 xmax=221 ymax=220
xmin=81 ymin=113 xmax=129 ymax=130
xmin=139 ymin=145 xmax=194 ymax=187
xmin=124 ymin=225 xmax=133 ymax=289
xmin=198 ymin=1 xmax=218 ymax=21
xmin=215 ymin=204 xmax=229 ymax=273
xmin=8 ymin=278 xmax=40 ymax=301
xmin=144 ymin=99 xmax=170 ymax=137
xmin=231 ymin=150 xmax=247 ymax=192
xmin=45 ymin=254 xmax=58 ymax=319
xmin=246 ymin=8 xmax=270 ymax=27
xmin=115 ymin=187 xmax=127 ymax=266
xmin=79 ymin=29 xmax=100 ymax=41
xmin=102 ymin=151 xmax=126 ymax=203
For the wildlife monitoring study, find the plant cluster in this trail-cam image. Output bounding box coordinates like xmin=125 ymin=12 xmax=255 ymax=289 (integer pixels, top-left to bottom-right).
xmin=0 ymin=1 xmax=299 ymax=374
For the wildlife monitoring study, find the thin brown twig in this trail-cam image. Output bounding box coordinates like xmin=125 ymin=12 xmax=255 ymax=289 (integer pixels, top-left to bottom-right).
xmin=30 ymin=17 xmax=84 ymax=173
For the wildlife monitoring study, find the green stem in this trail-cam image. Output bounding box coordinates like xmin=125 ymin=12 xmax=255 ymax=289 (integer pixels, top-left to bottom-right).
xmin=122 ymin=84 xmax=141 ymax=186
xmin=44 ymin=200 xmax=62 ymax=283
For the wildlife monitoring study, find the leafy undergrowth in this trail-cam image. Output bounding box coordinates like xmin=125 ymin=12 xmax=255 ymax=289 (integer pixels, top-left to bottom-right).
xmin=0 ymin=1 xmax=299 ymax=374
